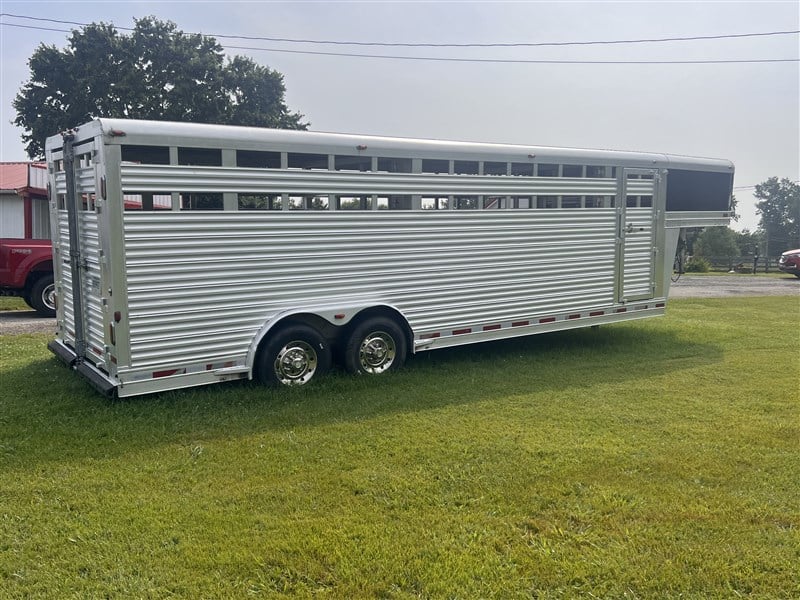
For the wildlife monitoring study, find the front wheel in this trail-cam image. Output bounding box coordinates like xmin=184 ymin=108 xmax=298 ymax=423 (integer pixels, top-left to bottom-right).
xmin=344 ymin=317 xmax=407 ymax=376
xmin=29 ymin=274 xmax=56 ymax=317
xmin=255 ymin=325 xmax=331 ymax=386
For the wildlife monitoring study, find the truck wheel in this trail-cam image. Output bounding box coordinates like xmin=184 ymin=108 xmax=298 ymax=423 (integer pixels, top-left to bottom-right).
xmin=255 ymin=325 xmax=331 ymax=386
xmin=29 ymin=274 xmax=56 ymax=317
xmin=343 ymin=317 xmax=407 ymax=376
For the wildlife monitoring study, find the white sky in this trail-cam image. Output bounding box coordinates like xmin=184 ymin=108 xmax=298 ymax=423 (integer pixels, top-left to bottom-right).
xmin=1 ymin=0 xmax=798 ymax=231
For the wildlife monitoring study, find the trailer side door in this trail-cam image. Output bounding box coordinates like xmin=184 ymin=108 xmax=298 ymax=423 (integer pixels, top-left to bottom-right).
xmin=619 ymin=168 xmax=659 ymax=302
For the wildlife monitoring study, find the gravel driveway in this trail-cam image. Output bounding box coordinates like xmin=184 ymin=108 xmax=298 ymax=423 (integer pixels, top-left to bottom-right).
xmin=669 ymin=275 xmax=800 ymax=298
xmin=0 ymin=310 xmax=57 ymax=335
xmin=2 ymin=275 xmax=797 ymax=336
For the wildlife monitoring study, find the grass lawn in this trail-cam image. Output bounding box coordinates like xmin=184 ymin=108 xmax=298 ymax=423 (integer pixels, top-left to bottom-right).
xmin=1 ymin=297 xmax=798 ymax=598
xmin=0 ymin=296 xmax=27 ymax=311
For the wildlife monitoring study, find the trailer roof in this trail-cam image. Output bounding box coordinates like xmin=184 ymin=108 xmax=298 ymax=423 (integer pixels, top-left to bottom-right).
xmin=46 ymin=118 xmax=734 ymax=173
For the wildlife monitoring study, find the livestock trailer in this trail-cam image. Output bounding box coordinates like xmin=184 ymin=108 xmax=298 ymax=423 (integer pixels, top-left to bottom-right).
xmin=45 ymin=119 xmax=733 ymax=396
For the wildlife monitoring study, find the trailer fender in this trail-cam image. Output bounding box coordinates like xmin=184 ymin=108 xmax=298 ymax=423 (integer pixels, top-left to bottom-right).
xmin=244 ymin=302 xmax=411 ymax=379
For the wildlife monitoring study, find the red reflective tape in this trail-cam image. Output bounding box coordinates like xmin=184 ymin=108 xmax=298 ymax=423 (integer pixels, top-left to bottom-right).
xmin=483 ymin=324 xmax=502 ymax=331
xmin=453 ymin=328 xmax=472 ymax=335
xmin=206 ymin=364 xmax=213 ymax=371
xmin=568 ymin=314 xmax=581 ymax=320
xmin=616 ymin=308 xmax=627 ymax=313
xmin=153 ymin=369 xmax=181 ymax=378
xmin=656 ymin=302 xmax=665 ymax=308
xmin=420 ymin=332 xmax=440 ymax=339
xmin=590 ymin=311 xmax=605 ymax=317
xmin=539 ymin=317 xmax=556 ymax=324
xmin=512 ymin=320 xmax=530 ymax=327
xmin=110 ymin=355 xmax=117 ymax=364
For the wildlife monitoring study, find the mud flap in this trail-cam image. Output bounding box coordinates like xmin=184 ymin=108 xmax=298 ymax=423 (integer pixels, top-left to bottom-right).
xmin=75 ymin=361 xmax=117 ymax=397
xmin=48 ymin=340 xmax=117 ymax=397
xmin=48 ymin=339 xmax=78 ymax=367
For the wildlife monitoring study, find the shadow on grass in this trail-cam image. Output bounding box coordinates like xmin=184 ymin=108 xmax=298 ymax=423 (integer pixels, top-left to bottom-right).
xmin=1 ymin=323 xmax=722 ymax=466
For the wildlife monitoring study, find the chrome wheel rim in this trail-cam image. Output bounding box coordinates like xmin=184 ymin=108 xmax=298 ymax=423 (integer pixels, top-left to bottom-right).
xmin=358 ymin=332 xmax=396 ymax=374
xmin=274 ymin=341 xmax=318 ymax=385
xmin=43 ymin=283 xmax=56 ymax=311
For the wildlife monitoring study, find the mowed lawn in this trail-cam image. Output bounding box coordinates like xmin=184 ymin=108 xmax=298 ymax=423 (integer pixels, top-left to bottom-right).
xmin=1 ymin=296 xmax=798 ymax=598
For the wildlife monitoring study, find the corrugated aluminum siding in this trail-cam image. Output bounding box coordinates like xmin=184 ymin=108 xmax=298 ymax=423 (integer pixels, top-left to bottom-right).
xmin=55 ymin=211 xmax=105 ymax=361
xmin=622 ymin=174 xmax=656 ymax=300
xmin=623 ymin=207 xmax=656 ymax=300
xmin=119 ymin=164 xmax=618 ymax=196
xmin=122 ymin=210 xmax=617 ymax=369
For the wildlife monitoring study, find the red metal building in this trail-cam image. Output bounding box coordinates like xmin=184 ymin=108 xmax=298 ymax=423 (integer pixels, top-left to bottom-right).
xmin=0 ymin=162 xmax=49 ymax=239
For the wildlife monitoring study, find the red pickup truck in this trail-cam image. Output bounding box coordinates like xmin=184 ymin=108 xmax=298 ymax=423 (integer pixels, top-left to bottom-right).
xmin=0 ymin=238 xmax=55 ymax=316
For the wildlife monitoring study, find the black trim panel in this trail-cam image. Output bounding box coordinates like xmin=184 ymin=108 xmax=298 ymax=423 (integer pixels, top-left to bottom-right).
xmin=666 ymin=169 xmax=733 ymax=212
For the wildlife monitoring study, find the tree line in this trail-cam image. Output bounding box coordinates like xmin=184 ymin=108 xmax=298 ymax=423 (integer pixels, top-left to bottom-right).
xmin=688 ymin=178 xmax=799 ymax=267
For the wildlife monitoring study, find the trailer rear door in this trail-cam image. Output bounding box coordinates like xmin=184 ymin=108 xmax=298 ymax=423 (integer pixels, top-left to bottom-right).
xmin=53 ymin=135 xmax=107 ymax=367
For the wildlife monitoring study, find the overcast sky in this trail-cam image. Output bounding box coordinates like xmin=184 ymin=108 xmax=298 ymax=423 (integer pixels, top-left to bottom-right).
xmin=1 ymin=1 xmax=798 ymax=231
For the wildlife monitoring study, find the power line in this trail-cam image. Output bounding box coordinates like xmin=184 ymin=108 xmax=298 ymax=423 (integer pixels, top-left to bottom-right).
xmin=1 ymin=16 xmax=797 ymax=65
xmin=734 ymin=180 xmax=800 ymax=190
xmin=1 ymin=22 xmax=71 ymax=34
xmin=180 ymin=29 xmax=800 ymax=48
xmin=1 ymin=12 xmax=798 ymax=48
xmin=224 ymin=43 xmax=800 ymax=65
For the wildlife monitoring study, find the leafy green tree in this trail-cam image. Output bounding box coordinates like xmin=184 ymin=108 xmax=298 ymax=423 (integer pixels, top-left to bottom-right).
xmin=693 ymin=227 xmax=741 ymax=269
xmin=754 ymin=177 xmax=800 ymax=255
xmin=734 ymin=229 xmax=764 ymax=257
xmin=14 ymin=16 xmax=307 ymax=158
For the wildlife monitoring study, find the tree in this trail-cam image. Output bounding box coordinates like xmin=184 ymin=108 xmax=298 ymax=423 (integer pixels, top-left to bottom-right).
xmin=754 ymin=177 xmax=800 ymax=255
xmin=734 ymin=229 xmax=764 ymax=257
xmin=693 ymin=227 xmax=741 ymax=266
xmin=729 ymin=194 xmax=739 ymax=222
xmin=14 ymin=17 xmax=307 ymax=158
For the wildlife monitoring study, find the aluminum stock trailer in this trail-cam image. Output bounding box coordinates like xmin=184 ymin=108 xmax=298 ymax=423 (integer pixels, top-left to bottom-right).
xmin=45 ymin=119 xmax=733 ymax=397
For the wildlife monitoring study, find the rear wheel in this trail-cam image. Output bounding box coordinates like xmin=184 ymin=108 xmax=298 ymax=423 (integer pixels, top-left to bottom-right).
xmin=255 ymin=325 xmax=331 ymax=386
xmin=29 ymin=274 xmax=56 ymax=317
xmin=344 ymin=317 xmax=407 ymax=376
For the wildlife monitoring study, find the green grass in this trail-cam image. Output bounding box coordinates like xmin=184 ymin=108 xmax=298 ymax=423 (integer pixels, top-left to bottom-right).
xmin=1 ymin=297 xmax=798 ymax=598
xmin=0 ymin=296 xmax=27 ymax=311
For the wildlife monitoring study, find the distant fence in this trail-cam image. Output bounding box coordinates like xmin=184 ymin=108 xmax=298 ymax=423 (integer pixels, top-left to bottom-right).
xmin=684 ymin=255 xmax=784 ymax=273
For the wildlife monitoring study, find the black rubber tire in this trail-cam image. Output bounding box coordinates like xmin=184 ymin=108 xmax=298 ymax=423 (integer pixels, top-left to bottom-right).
xmin=343 ymin=317 xmax=407 ymax=376
xmin=28 ymin=274 xmax=56 ymax=317
xmin=255 ymin=324 xmax=331 ymax=386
